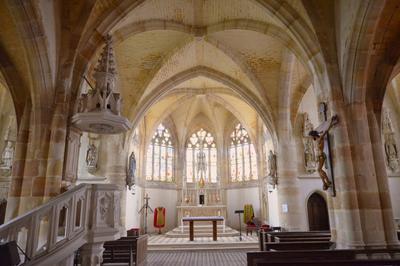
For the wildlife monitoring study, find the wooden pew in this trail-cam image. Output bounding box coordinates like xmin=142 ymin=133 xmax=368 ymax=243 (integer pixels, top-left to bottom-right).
xmin=274 ymin=236 xmax=331 ymax=243
xmin=102 ymin=242 xmax=134 ymax=265
xmin=264 ymin=241 xmax=333 ymax=251
xmin=259 ymin=231 xmax=331 ymax=251
xmin=102 ymin=235 xmax=147 ymax=266
xmin=266 ymin=231 xmax=331 ymax=242
xmin=247 ymin=249 xmax=400 ymax=266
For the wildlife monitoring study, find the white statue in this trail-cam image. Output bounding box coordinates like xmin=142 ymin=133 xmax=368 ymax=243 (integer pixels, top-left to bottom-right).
xmin=86 ymin=144 xmax=98 ymax=171
xmin=382 ymin=110 xmax=399 ymax=172
xmin=126 ymin=152 xmax=136 ymax=189
xmin=0 ymin=141 xmax=14 ymax=170
xmin=267 ymin=150 xmax=277 ymax=188
xmin=303 ymin=113 xmax=317 ymax=173
xmin=385 ymin=133 xmax=399 ymax=172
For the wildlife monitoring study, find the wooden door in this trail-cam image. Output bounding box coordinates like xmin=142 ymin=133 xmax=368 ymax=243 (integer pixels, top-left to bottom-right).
xmin=307 ymin=193 xmax=329 ymax=231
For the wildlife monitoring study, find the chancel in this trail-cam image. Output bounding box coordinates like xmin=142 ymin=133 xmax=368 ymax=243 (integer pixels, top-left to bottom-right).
xmin=0 ymin=1 xmax=400 ymax=266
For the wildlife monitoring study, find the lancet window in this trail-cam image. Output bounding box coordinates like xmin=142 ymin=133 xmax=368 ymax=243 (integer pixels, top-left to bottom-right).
xmin=145 ymin=124 xmax=174 ymax=182
xmin=186 ymin=129 xmax=218 ymax=183
xmin=229 ymin=123 xmax=258 ymax=182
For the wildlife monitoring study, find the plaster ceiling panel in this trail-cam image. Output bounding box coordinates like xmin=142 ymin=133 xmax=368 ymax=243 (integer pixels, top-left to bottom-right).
xmin=200 ymin=0 xmax=281 ymax=27
xmin=210 ymin=30 xmax=285 ymax=114
xmin=0 ymin=6 xmax=32 ymax=95
xmin=115 ymin=0 xmax=196 ymax=29
xmin=173 ymin=76 xmax=230 ymax=90
xmin=215 ymin=93 xmax=258 ymax=137
xmin=143 ymin=93 xmax=186 ymax=133
xmin=168 ymin=95 xmax=232 ymax=141
xmin=114 ymin=30 xmax=191 ymax=115
xmin=142 ymin=39 xmax=261 ymax=101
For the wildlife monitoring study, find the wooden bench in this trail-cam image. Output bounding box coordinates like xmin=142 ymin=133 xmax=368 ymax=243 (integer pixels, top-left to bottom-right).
xmin=274 ymin=236 xmax=331 ymax=243
xmin=259 ymin=231 xmax=331 ymax=251
xmin=266 ymin=231 xmax=331 ymax=242
xmin=102 ymin=235 xmax=147 ymax=266
xmin=264 ymin=241 xmax=334 ymax=251
xmin=247 ymin=249 xmax=400 ymax=266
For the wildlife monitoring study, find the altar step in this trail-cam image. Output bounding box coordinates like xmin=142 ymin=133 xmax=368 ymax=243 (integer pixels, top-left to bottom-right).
xmin=148 ymin=234 xmax=259 ymax=251
xmin=165 ymin=225 xmax=240 ymax=238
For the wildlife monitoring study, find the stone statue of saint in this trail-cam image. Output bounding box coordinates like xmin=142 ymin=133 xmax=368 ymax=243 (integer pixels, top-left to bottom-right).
xmin=267 ymin=150 xmax=277 ymax=188
xmin=385 ymin=133 xmax=399 ymax=171
xmin=303 ymin=113 xmax=316 ymax=173
xmin=86 ymin=144 xmax=98 ymax=170
xmin=126 ymin=152 xmax=136 ymax=189
xmin=304 ymin=137 xmax=316 ymax=173
xmin=309 ymin=115 xmax=338 ymax=190
xmin=0 ymin=141 xmax=14 ymax=170
xmin=382 ymin=110 xmax=399 ymax=172
xmin=383 ymin=109 xmax=393 ymax=133
xmin=303 ymin=113 xmax=314 ymax=136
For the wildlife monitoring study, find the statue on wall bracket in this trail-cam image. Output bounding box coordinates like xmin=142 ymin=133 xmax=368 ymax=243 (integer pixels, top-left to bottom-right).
xmin=267 ymin=150 xmax=277 ymax=190
xmin=309 ymin=103 xmax=338 ymax=196
xmin=0 ymin=140 xmax=14 ymax=172
xmin=383 ymin=109 xmax=399 ymax=172
xmin=302 ymin=113 xmax=317 ymax=173
xmin=126 ymin=151 xmax=136 ymax=190
xmin=86 ymin=143 xmax=98 ymax=173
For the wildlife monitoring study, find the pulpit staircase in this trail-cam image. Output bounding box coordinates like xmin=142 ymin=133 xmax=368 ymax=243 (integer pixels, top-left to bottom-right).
xmin=0 ymin=183 xmax=122 ymax=265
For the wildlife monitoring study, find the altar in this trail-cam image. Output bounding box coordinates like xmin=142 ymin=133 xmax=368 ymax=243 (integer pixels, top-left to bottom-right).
xmin=178 ymin=205 xmax=227 ymax=229
xmin=182 ymin=216 xmax=225 ymax=241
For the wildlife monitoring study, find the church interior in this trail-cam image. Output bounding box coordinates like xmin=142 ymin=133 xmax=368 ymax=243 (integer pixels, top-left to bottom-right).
xmin=1 ymin=0 xmax=400 ymax=265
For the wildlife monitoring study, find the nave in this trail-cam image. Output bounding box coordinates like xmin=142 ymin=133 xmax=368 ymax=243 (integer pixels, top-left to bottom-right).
xmin=147 ymin=250 xmax=248 ymax=266
xmin=0 ymin=0 xmax=400 ymax=265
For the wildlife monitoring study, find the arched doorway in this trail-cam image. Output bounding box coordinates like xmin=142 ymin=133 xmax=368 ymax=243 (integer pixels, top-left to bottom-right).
xmin=307 ymin=192 xmax=330 ymax=231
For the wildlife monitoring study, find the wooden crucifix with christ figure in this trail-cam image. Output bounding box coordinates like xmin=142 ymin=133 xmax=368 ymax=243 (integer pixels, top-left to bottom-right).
xmin=309 ymin=103 xmax=338 ymax=196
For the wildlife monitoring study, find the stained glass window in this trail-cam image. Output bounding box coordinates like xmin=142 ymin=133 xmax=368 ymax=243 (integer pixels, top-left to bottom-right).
xmin=145 ymin=124 xmax=174 ymax=182
xmin=230 ymin=123 xmax=258 ymax=182
xmin=186 ymin=129 xmax=218 ymax=183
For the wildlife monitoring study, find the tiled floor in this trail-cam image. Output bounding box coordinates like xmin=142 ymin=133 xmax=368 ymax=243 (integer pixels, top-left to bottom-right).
xmin=147 ymin=250 xmax=248 ymax=266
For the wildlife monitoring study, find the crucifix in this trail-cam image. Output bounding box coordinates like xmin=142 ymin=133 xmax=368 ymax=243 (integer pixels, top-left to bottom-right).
xmin=138 ymin=193 xmax=153 ymax=234
xmin=309 ymin=103 xmax=338 ymax=197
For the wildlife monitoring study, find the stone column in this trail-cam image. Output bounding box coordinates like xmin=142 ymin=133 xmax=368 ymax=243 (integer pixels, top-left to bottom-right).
xmin=276 ymin=137 xmax=304 ymax=230
xmin=367 ymin=107 xmax=399 ymax=247
xmin=276 ymin=50 xmax=304 ymax=231
xmin=80 ymin=242 xmax=104 ymax=266
xmin=329 ymin=100 xmax=365 ymax=248
xmin=5 ymin=103 xmax=31 ymax=221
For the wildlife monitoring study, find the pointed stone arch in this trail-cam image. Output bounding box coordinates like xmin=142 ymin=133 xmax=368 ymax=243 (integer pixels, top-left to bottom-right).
xmin=131 ymin=66 xmax=277 ymax=141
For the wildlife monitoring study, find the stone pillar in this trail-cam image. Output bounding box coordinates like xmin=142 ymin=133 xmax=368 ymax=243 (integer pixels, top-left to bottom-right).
xmin=347 ymin=103 xmax=387 ymax=248
xmin=276 ymin=50 xmax=304 ymax=231
xmin=367 ymin=107 xmax=399 ymax=247
xmin=5 ymin=103 xmax=31 ymax=221
xmin=44 ymin=102 xmax=68 ymax=197
xmin=277 ymin=138 xmax=304 ymax=230
xmin=80 ymin=242 xmax=104 ymax=266
xmin=329 ymin=100 xmax=365 ymax=248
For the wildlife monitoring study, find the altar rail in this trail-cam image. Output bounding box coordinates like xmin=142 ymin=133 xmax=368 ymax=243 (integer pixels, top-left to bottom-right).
xmin=0 ymin=183 xmax=121 ymax=265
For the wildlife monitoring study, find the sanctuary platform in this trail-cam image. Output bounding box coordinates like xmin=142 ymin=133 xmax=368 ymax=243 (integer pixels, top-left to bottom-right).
xmin=148 ymin=234 xmax=258 ymax=251
xmin=166 ymin=224 xmax=239 ymax=238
